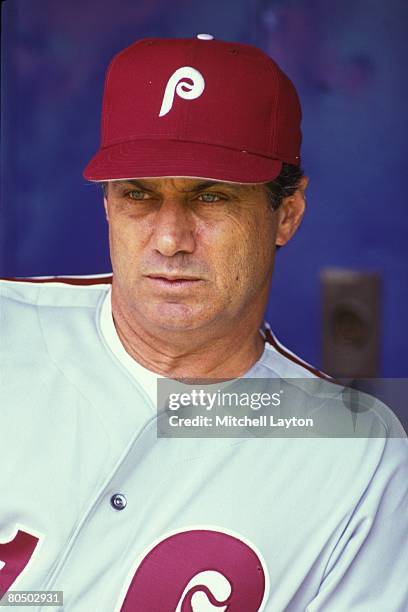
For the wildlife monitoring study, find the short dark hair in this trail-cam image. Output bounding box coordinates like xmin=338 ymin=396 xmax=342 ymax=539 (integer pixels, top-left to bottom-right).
xmin=264 ymin=163 xmax=305 ymax=211
xmin=100 ymin=162 xmax=304 ymax=209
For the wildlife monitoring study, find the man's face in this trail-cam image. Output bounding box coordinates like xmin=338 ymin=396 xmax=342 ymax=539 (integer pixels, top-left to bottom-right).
xmin=104 ymin=177 xmax=304 ymax=333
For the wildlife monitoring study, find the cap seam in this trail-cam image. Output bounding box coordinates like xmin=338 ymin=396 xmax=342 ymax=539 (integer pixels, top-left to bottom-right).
xmin=96 ymin=137 xmax=294 ymax=162
xmin=265 ymin=62 xmax=280 ymax=155
xmin=179 ymin=39 xmax=199 ymax=141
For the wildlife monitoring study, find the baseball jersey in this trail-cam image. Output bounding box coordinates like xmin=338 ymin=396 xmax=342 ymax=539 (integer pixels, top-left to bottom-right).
xmin=0 ymin=277 xmax=407 ymax=611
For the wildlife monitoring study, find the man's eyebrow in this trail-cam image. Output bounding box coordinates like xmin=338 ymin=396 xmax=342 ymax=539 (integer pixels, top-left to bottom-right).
xmin=110 ymin=179 xmax=154 ymax=191
xmin=189 ymin=181 xmax=227 ymax=192
xmin=188 ymin=180 xmax=248 ymax=194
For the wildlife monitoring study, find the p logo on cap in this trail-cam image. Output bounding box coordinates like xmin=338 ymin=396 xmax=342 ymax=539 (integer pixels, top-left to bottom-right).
xmin=159 ymin=66 xmax=205 ymax=117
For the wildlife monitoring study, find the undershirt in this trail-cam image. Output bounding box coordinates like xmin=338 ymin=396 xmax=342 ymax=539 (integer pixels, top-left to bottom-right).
xmin=99 ymin=288 xmax=163 ymax=406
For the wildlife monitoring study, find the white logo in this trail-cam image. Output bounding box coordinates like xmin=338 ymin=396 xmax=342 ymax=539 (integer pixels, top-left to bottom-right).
xmin=159 ymin=66 xmax=205 ymax=117
xmin=175 ymin=570 xmax=231 ymax=611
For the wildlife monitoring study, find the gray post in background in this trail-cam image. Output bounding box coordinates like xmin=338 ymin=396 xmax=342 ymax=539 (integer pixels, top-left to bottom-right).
xmin=321 ymin=269 xmax=381 ymax=378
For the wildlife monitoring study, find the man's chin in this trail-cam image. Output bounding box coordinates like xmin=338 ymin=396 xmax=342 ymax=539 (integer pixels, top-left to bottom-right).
xmin=143 ymin=302 xmax=210 ymax=332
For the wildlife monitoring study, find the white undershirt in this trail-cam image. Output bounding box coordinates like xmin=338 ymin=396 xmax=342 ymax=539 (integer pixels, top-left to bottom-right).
xmin=99 ymin=288 xmax=162 ymax=406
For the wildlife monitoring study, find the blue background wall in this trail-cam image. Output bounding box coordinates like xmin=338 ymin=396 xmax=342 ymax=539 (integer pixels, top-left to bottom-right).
xmin=1 ymin=0 xmax=407 ymax=375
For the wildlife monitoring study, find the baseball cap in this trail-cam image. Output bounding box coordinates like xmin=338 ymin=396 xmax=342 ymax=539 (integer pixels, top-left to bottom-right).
xmin=83 ymin=36 xmax=302 ymax=184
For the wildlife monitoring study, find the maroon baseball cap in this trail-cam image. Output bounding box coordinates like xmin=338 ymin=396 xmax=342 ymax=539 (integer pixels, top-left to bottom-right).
xmin=83 ymin=36 xmax=302 ymax=184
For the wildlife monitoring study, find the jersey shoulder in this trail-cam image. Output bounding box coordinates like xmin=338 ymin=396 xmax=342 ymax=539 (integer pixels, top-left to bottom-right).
xmin=0 ymin=275 xmax=112 ymax=360
xmin=259 ymin=326 xmax=406 ymax=439
xmin=0 ymin=274 xmax=112 ymax=309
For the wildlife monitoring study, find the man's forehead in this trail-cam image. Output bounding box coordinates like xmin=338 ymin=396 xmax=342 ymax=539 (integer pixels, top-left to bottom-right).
xmin=107 ymin=177 xmax=261 ymax=193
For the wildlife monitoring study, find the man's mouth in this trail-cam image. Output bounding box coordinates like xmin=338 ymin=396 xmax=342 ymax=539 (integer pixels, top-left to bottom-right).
xmin=145 ymin=274 xmax=203 ymax=289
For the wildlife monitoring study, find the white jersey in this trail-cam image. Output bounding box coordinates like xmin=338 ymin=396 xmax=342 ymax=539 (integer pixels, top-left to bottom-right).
xmin=0 ymin=277 xmax=407 ymax=611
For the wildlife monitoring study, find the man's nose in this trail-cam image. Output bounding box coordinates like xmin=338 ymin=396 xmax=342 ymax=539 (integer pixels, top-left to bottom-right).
xmin=151 ymin=198 xmax=196 ymax=257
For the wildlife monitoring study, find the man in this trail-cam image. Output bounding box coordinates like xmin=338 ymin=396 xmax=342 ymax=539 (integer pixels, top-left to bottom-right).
xmin=0 ymin=36 xmax=406 ymax=611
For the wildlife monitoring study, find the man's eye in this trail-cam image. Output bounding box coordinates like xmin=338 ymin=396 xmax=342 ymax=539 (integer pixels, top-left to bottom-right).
xmin=126 ymin=190 xmax=149 ymax=200
xmin=198 ymin=193 xmax=222 ymax=203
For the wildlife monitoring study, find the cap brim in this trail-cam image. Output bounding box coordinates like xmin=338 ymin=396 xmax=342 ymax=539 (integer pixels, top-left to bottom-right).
xmin=83 ymin=139 xmax=283 ymax=184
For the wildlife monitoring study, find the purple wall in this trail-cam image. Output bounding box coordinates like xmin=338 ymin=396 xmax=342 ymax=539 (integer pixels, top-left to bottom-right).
xmin=1 ymin=0 xmax=407 ymax=375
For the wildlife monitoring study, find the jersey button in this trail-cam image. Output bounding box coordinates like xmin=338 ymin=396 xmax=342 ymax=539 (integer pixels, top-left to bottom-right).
xmin=110 ymin=493 xmax=127 ymax=511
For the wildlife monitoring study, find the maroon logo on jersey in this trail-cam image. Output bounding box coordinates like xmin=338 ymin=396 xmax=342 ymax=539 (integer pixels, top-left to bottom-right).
xmin=0 ymin=529 xmax=39 ymax=594
xmin=119 ymin=528 xmax=268 ymax=611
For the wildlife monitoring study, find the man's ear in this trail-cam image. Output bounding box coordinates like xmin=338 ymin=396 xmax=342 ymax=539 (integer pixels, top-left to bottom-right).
xmin=103 ymin=196 xmax=109 ymax=222
xmin=275 ymin=176 xmax=308 ymax=246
